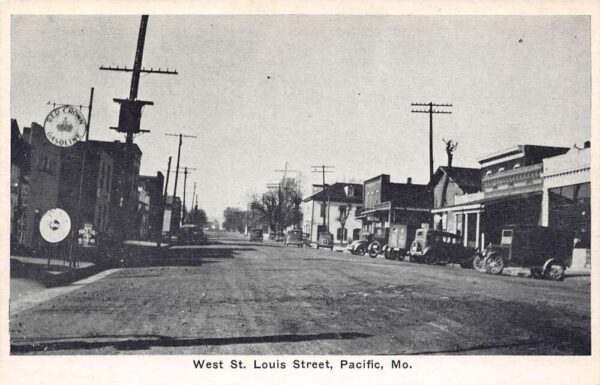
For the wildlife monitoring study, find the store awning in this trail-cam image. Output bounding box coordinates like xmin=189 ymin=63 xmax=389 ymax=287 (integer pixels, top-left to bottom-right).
xmin=431 ymin=191 xmax=542 ymax=214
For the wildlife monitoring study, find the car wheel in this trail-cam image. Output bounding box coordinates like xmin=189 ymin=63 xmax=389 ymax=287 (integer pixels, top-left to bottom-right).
xmin=368 ymin=241 xmax=381 ymax=258
xmin=484 ymin=253 xmax=504 ymax=275
xmin=543 ymin=260 xmax=565 ymax=281
xmin=472 ymin=254 xmax=486 ymax=273
xmin=423 ymin=250 xmax=438 ymax=265
xmin=356 ymin=246 xmax=366 ymax=256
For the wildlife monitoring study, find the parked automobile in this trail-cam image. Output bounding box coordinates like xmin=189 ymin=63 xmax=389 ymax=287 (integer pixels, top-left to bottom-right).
xmin=302 ymin=232 xmax=311 ymax=246
xmin=382 ymin=223 xmax=408 ymax=260
xmin=285 ymin=229 xmax=304 ymax=247
xmin=173 ymin=224 xmax=206 ymax=245
xmin=248 ymin=228 xmax=263 ymax=242
xmin=275 ymin=232 xmax=285 ymax=242
xmin=268 ymin=232 xmax=276 ymax=241
xmin=347 ymin=233 xmax=373 ymax=255
xmin=482 ymin=224 xmax=573 ymax=281
xmin=409 ymin=228 xmax=477 ymax=267
xmin=316 ymin=232 xmax=334 ymax=250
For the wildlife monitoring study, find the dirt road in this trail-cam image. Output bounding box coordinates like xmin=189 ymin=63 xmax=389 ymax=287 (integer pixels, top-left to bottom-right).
xmin=10 ymin=231 xmax=590 ymax=355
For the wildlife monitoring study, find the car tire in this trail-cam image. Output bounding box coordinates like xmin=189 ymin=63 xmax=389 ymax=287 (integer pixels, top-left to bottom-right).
xmin=472 ymin=254 xmax=486 ymax=273
xmin=484 ymin=253 xmax=504 ymax=275
xmin=543 ymin=259 xmax=566 ymax=281
xmin=423 ymin=250 xmax=438 ymax=265
xmin=368 ymin=241 xmax=381 ymax=258
xmin=356 ymin=246 xmax=366 ymax=256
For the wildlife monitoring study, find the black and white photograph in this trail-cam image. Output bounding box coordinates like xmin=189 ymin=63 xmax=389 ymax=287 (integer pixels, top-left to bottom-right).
xmin=3 ymin=2 xmax=599 ymax=384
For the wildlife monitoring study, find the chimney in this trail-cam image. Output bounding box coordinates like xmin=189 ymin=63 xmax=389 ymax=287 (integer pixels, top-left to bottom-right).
xmin=407 ymin=177 xmax=412 ymax=185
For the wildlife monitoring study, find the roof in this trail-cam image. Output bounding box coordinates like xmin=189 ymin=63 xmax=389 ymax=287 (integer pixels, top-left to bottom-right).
xmin=477 ymin=144 xmax=569 ymax=165
xmin=430 ymin=166 xmax=480 ymax=193
xmin=303 ymin=182 xmax=363 ymax=203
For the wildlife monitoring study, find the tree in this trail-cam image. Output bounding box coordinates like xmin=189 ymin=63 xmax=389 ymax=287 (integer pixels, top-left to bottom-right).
xmin=337 ymin=201 xmax=353 ymax=245
xmin=223 ymin=207 xmax=246 ymax=232
xmin=249 ymin=177 xmax=303 ymax=232
xmin=188 ymin=205 xmax=208 ymax=227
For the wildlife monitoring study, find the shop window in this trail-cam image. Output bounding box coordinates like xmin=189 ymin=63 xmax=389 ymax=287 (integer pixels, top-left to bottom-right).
xmin=352 ymin=228 xmax=361 ymax=240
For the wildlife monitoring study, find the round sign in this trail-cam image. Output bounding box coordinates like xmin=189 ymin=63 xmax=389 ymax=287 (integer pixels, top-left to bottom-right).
xmin=43 ymin=106 xmax=87 ymax=147
xmin=39 ymin=208 xmax=71 ymax=243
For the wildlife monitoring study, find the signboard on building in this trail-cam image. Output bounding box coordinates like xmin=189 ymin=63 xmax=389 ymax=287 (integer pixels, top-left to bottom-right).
xmin=162 ymin=209 xmax=172 ymax=234
xmin=43 ymin=106 xmax=87 ymax=147
xmin=78 ymin=223 xmax=97 ymax=248
xmin=39 ymin=208 xmax=71 ymax=243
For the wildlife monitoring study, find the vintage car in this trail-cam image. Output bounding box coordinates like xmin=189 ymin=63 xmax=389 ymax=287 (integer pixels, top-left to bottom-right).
xmin=275 ymin=232 xmax=286 ymax=242
xmin=347 ymin=233 xmax=373 ymax=255
xmin=173 ymin=224 xmax=206 ymax=245
xmin=285 ymin=229 xmax=304 ymax=247
xmin=248 ymin=228 xmax=263 ymax=242
xmin=408 ymin=228 xmax=477 ymax=267
xmin=482 ymin=224 xmax=573 ymax=281
xmin=268 ymin=232 xmax=276 ymax=241
xmin=382 ymin=223 xmax=408 ymax=260
xmin=302 ymin=232 xmax=311 ymax=246
xmin=316 ymin=232 xmax=334 ymax=250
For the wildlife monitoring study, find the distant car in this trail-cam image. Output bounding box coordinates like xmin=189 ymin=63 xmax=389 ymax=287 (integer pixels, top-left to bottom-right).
xmin=316 ymin=232 xmax=334 ymax=250
xmin=174 ymin=224 xmax=206 ymax=245
xmin=275 ymin=232 xmax=285 ymax=242
xmin=285 ymin=229 xmax=303 ymax=247
xmin=268 ymin=232 xmax=276 ymax=241
xmin=248 ymin=228 xmax=263 ymax=242
xmin=302 ymin=232 xmax=311 ymax=246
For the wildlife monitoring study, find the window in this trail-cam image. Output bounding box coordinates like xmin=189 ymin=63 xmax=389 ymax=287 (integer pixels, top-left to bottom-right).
xmin=498 ymin=167 xmax=505 ymax=172
xmin=485 ymin=170 xmax=493 ymax=176
xmin=513 ymin=163 xmax=521 ymax=169
xmin=336 ymin=228 xmax=347 ymax=241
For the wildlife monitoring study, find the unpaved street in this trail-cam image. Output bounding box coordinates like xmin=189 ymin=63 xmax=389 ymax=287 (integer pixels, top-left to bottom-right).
xmin=10 ymin=232 xmax=590 ymax=355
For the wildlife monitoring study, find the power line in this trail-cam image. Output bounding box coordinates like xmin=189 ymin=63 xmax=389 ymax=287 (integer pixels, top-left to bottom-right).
xmin=410 ymin=102 xmax=453 ymax=182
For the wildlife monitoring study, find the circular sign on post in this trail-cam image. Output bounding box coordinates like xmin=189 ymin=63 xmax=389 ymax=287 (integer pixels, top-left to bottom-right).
xmin=39 ymin=208 xmax=71 ymax=243
xmin=43 ymin=106 xmax=87 ymax=147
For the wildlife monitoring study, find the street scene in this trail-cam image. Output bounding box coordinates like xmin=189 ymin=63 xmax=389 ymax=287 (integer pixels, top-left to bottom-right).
xmin=9 ymin=15 xmax=591 ymax=356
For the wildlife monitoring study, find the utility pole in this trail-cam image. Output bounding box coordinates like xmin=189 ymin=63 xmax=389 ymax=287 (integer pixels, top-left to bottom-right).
xmin=182 ymin=167 xmax=189 ymax=225
xmin=100 ymin=15 xmax=177 ymax=240
xmin=165 ymin=133 xmax=197 ymax=229
xmin=311 ymin=165 xmax=334 ymax=230
xmin=410 ymin=102 xmax=452 ymax=182
xmin=85 ymin=88 xmax=94 ymax=141
xmin=163 ymin=165 xmax=196 ymax=228
xmin=157 ymin=156 xmax=172 ymax=247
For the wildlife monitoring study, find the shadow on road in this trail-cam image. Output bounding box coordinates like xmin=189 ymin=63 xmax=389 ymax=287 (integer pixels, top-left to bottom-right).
xmin=11 ymin=332 xmax=372 ymax=353
xmin=120 ymin=247 xmax=256 ymax=268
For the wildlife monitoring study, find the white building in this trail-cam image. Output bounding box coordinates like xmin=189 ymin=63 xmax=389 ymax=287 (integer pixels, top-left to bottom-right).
xmin=541 ymin=143 xmax=591 ymax=269
xmin=302 ymin=183 xmax=363 ymax=245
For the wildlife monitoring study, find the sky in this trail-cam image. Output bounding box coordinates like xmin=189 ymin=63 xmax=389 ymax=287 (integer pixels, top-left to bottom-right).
xmin=11 ymin=15 xmax=591 ymax=221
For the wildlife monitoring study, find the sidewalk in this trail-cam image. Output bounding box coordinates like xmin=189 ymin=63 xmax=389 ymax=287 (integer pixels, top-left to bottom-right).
xmin=11 ymin=255 xmax=99 ymax=288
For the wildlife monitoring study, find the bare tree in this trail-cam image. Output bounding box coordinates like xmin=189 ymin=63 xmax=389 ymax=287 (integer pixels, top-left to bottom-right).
xmin=442 ymin=138 xmax=459 ymax=168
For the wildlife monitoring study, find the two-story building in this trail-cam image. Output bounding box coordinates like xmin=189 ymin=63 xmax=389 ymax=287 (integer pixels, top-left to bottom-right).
xmin=429 ymin=166 xmax=480 ymax=232
xmin=433 ymin=145 xmax=569 ymax=250
xmin=302 ymin=183 xmax=363 ymax=245
xmin=357 ymin=174 xmax=431 ymax=243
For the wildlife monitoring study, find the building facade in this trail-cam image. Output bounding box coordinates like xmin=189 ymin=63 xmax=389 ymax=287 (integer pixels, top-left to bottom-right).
xmin=357 ymin=174 xmax=431 ymax=244
xmin=302 ymin=183 xmax=363 ymax=245
xmin=434 ymin=145 xmax=570 ymax=250
xmin=10 ymin=120 xmax=31 ymax=250
xmin=137 ymin=172 xmax=165 ymax=240
xmin=541 ymin=143 xmax=591 ymax=268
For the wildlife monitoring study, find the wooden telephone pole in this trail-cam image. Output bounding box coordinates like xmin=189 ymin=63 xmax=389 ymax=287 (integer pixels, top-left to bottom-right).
xmin=311 ymin=165 xmax=334 ymax=230
xmin=410 ymin=102 xmax=452 ymax=182
xmin=99 ymin=15 xmax=178 ymax=240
